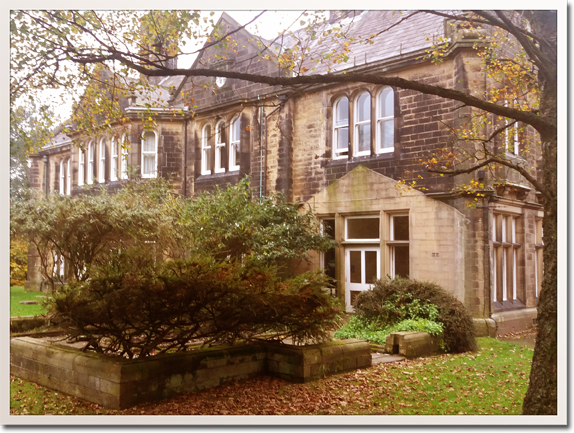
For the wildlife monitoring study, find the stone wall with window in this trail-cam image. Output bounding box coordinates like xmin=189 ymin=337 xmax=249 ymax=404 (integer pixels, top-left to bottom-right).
xmin=304 ymin=165 xmax=466 ymax=313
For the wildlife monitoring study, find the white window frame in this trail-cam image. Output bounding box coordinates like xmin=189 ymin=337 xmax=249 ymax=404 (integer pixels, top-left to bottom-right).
xmin=333 ymin=96 xmax=349 ymax=159
xmin=66 ymin=158 xmax=71 ymax=195
xmin=353 ymin=92 xmax=371 ymax=157
xmin=111 ymin=136 xmax=118 ymax=181
xmin=229 ymin=116 xmax=240 ymax=171
xmin=120 ymin=134 xmax=129 ymax=180
xmin=78 ymin=147 xmax=85 ymax=186
xmin=345 ymin=246 xmax=380 ymax=312
xmin=98 ymin=137 xmax=106 ymax=183
xmin=87 ymin=140 xmax=94 ymax=185
xmin=201 ymin=124 xmax=211 ymax=175
xmin=141 ymin=130 xmax=158 ymax=179
xmin=215 ymin=120 xmax=226 ymax=173
xmin=492 ymin=213 xmax=521 ymax=303
xmin=59 ymin=159 xmax=65 ymax=194
xmin=504 ymin=100 xmax=520 ymax=156
xmin=376 ymin=87 xmax=395 ymax=154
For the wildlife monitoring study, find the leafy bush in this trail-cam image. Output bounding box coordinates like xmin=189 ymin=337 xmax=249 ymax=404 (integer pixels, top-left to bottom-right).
xmin=17 ymin=177 xmax=340 ymax=356
xmin=10 ymin=178 xmax=185 ymax=292
xmin=181 ymin=178 xmax=333 ymax=266
xmin=354 ymin=277 xmax=477 ymax=353
xmin=10 ymin=235 xmax=28 ymax=286
xmin=334 ymin=315 xmax=443 ymax=345
xmin=48 ymin=255 xmax=343 ymax=358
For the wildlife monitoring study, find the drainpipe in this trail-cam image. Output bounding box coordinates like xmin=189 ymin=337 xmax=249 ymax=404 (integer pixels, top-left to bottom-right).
xmin=259 ymin=105 xmax=264 ymax=198
xmin=43 ymin=155 xmax=49 ymax=197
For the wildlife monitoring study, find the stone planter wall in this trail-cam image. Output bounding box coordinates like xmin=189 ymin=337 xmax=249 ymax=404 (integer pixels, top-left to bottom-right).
xmin=266 ymin=340 xmax=371 ymax=383
xmin=10 ymin=316 xmax=48 ymax=333
xmin=385 ymin=331 xmax=441 ymax=358
xmin=10 ymin=337 xmax=370 ymax=409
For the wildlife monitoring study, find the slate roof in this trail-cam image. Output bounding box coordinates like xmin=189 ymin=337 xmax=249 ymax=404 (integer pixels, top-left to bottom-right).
xmin=277 ymin=10 xmax=446 ymax=74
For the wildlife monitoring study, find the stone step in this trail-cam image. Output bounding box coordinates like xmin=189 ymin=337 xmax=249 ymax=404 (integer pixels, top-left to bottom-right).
xmin=371 ymin=353 xmax=405 ymax=365
xmin=19 ymin=301 xmax=38 ymax=305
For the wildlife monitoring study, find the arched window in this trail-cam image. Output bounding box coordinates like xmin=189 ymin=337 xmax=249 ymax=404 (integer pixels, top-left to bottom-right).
xmin=78 ymin=147 xmax=85 ymax=186
xmin=141 ymin=131 xmax=157 ymax=178
xmin=333 ymin=97 xmax=349 ymax=159
xmin=99 ymin=137 xmax=106 ymax=183
xmin=111 ymin=136 xmax=118 ymax=181
xmin=120 ymin=134 xmax=129 ymax=180
xmin=229 ymin=116 xmax=241 ymax=171
xmin=354 ymin=92 xmax=371 ymax=156
xmin=201 ymin=124 xmax=212 ymax=175
xmin=376 ymin=87 xmax=395 ymax=153
xmin=215 ymin=120 xmax=226 ymax=173
xmin=87 ymin=140 xmax=94 ymax=185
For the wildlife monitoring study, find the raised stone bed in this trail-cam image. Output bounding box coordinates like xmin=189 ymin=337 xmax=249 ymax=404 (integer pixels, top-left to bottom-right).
xmin=10 ymin=336 xmax=370 ymax=409
xmin=385 ymin=331 xmax=441 ymax=358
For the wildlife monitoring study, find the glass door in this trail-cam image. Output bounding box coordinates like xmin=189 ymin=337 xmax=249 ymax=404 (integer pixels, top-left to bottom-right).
xmin=345 ymin=247 xmax=380 ymax=312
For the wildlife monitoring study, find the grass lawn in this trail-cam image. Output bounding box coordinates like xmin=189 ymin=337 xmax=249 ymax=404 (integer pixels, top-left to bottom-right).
xmin=9 ymin=337 xmax=533 ymax=416
xmin=10 ymin=286 xmax=48 ymax=317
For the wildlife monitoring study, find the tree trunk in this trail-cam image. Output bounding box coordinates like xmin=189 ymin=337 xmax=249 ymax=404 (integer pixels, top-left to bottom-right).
xmin=522 ymin=134 xmax=557 ymax=415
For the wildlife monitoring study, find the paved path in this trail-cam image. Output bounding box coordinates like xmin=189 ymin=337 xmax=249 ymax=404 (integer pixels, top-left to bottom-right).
xmin=371 ymin=352 xmax=405 ymax=365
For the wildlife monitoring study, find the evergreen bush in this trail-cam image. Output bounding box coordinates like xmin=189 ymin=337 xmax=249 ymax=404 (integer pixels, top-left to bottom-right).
xmin=354 ymin=277 xmax=478 ymax=353
xmin=48 ymin=255 xmax=342 ymax=359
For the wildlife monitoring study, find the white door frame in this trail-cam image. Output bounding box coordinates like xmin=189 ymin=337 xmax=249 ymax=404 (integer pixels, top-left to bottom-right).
xmin=344 ymin=246 xmax=380 ymax=312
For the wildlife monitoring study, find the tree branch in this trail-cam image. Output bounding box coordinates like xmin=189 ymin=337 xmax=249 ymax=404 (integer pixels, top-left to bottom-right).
xmin=428 ymin=156 xmax=550 ymax=201
xmin=79 ymin=53 xmax=554 ymax=136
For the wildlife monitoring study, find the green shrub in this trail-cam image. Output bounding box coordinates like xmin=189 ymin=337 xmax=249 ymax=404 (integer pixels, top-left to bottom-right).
xmin=10 ymin=178 xmax=185 ymax=292
xmin=181 ymin=178 xmax=333 ymax=267
xmin=354 ymin=277 xmax=477 ymax=353
xmin=48 ymin=254 xmax=343 ymax=358
xmin=334 ymin=315 xmax=443 ymax=345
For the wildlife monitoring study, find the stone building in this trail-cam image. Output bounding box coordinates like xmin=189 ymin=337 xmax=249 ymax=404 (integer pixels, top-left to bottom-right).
xmin=26 ymin=11 xmax=543 ymax=335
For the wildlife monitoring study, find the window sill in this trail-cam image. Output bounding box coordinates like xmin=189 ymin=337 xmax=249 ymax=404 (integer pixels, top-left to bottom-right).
xmin=493 ymin=298 xmax=526 ymax=311
xmin=196 ymin=171 xmax=241 ymax=181
xmin=328 ymin=152 xmax=395 ymax=166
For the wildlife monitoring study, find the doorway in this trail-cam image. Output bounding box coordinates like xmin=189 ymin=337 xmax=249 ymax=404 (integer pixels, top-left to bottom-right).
xmin=345 ymin=247 xmax=380 ymax=312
